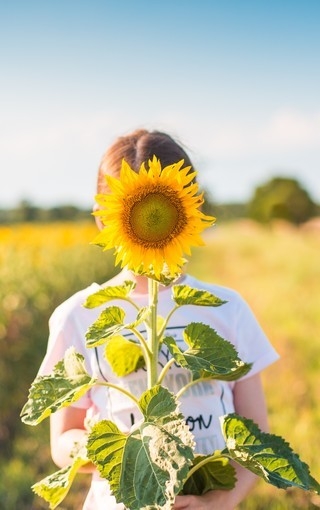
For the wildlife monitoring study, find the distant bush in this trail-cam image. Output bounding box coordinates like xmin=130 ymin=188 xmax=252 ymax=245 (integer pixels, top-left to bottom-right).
xmin=247 ymin=176 xmax=316 ymax=224
xmin=0 ymin=201 xmax=91 ymax=224
xmin=1 ymin=178 xmax=319 ymax=226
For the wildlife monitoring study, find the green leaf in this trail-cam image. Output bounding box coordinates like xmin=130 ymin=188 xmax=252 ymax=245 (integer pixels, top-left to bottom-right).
xmin=139 ymin=385 xmax=180 ymax=420
xmin=222 ymin=414 xmax=320 ymax=494
xmin=105 ymin=335 xmax=145 ymax=376
xmin=163 ymin=323 xmax=252 ymax=381
xmin=172 ymin=285 xmax=227 ymax=307
xmin=85 ymin=306 xmax=126 ymax=347
xmin=83 ymin=280 xmax=136 ymax=308
xmin=87 ymin=386 xmax=195 ymax=510
xmin=20 ymin=347 xmax=96 ymax=425
xmin=181 ymin=453 xmax=236 ymax=495
xmin=85 ymin=306 xmax=150 ymax=348
xmin=32 ymin=457 xmax=89 ymax=509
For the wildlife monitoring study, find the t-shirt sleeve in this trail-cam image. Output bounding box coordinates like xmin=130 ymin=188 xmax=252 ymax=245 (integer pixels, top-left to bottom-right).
xmin=231 ymin=292 xmax=279 ymax=380
xmin=37 ymin=306 xmax=92 ymax=409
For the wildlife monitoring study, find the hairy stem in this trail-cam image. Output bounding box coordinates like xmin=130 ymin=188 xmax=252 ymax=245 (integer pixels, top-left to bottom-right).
xmin=157 ymin=358 xmax=176 ymax=385
xmin=175 ymin=377 xmax=210 ymax=400
xmin=184 ymin=453 xmax=226 ymax=482
xmin=146 ymin=278 xmax=160 ymax=388
xmin=157 ymin=304 xmax=180 ymax=339
xmin=130 ymin=327 xmax=152 ymax=358
xmin=98 ymin=381 xmax=140 ymax=406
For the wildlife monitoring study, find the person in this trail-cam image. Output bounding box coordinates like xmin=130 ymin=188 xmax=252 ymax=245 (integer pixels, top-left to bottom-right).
xmin=38 ymin=129 xmax=279 ymax=510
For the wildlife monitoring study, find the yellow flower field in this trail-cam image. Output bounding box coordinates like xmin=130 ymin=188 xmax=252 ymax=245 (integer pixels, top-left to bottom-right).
xmin=1 ymin=219 xmax=319 ymax=509
xmin=189 ymin=219 xmax=320 ymax=509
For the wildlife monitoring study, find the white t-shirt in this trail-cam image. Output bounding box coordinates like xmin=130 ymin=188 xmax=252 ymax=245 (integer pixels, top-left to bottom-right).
xmin=39 ymin=273 xmax=279 ymax=509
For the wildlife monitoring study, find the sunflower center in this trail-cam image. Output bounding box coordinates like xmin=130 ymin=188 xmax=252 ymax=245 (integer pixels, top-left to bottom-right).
xmin=128 ymin=190 xmax=186 ymax=246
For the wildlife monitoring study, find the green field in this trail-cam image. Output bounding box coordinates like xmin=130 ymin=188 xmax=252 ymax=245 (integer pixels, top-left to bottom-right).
xmin=190 ymin=220 xmax=320 ymax=509
xmin=1 ymin=220 xmax=320 ymax=509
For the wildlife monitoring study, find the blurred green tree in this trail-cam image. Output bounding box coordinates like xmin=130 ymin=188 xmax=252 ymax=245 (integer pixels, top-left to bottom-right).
xmin=247 ymin=176 xmax=316 ymax=224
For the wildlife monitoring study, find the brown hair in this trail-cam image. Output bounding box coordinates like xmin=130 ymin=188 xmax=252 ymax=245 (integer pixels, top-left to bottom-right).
xmin=97 ymin=129 xmax=195 ymax=194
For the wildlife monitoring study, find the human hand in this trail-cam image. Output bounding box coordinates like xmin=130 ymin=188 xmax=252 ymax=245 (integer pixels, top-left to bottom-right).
xmin=173 ymin=490 xmax=235 ymax=510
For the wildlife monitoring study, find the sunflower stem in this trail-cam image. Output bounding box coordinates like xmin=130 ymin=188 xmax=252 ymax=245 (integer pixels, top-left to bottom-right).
xmin=147 ymin=278 xmax=160 ymax=388
xmin=157 ymin=358 xmax=176 ymax=385
xmin=98 ymin=381 xmax=140 ymax=406
xmin=176 ymin=377 xmax=209 ymax=399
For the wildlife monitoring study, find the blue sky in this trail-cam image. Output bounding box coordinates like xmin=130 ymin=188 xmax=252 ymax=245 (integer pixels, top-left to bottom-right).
xmin=1 ymin=0 xmax=320 ymax=208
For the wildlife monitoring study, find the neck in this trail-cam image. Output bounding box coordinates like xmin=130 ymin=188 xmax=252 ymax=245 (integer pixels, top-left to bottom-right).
xmin=130 ymin=273 xmax=150 ymax=294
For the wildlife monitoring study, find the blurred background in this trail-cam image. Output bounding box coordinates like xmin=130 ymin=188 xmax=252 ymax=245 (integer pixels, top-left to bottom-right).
xmin=1 ymin=1 xmax=320 ymax=508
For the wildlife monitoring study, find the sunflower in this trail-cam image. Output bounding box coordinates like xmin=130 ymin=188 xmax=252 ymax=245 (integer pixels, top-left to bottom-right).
xmin=93 ymin=157 xmax=215 ymax=279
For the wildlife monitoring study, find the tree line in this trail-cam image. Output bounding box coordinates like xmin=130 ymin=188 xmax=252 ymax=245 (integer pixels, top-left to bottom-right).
xmin=1 ymin=176 xmax=319 ymax=225
xmin=203 ymin=176 xmax=319 ymax=224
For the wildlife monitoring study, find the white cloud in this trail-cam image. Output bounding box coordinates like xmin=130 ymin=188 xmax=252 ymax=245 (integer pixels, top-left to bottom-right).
xmin=263 ymin=109 xmax=320 ymax=149
xmin=1 ymin=106 xmax=319 ymax=206
xmin=185 ymin=108 xmax=320 ymax=160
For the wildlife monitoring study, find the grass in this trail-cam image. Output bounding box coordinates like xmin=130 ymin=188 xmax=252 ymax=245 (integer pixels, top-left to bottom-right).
xmin=1 ymin=219 xmax=320 ymax=509
xmin=188 ymin=219 xmax=320 ymax=508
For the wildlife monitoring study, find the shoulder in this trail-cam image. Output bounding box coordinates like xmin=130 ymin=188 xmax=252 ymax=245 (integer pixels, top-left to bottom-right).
xmin=184 ymin=274 xmax=244 ymax=304
xmin=49 ymin=283 xmax=101 ymax=326
xmin=183 ymin=274 xmax=256 ymax=324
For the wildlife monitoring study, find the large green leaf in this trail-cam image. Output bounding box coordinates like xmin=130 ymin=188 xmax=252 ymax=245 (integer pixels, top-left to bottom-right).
xmin=85 ymin=306 xmax=126 ymax=347
xmin=87 ymin=386 xmax=195 ymax=510
xmin=181 ymin=453 xmax=236 ymax=495
xmin=85 ymin=306 xmax=150 ymax=348
xmin=20 ymin=348 xmax=96 ymax=425
xmin=32 ymin=457 xmax=89 ymax=509
xmin=172 ymin=285 xmax=227 ymax=307
xmin=163 ymin=323 xmax=252 ymax=381
xmin=222 ymin=414 xmax=320 ymax=494
xmin=83 ymin=280 xmax=136 ymax=308
xmin=105 ymin=335 xmax=145 ymax=376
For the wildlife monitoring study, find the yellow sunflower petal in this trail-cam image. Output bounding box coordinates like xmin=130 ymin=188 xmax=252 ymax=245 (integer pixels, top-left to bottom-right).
xmin=93 ymin=157 xmax=215 ymax=277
